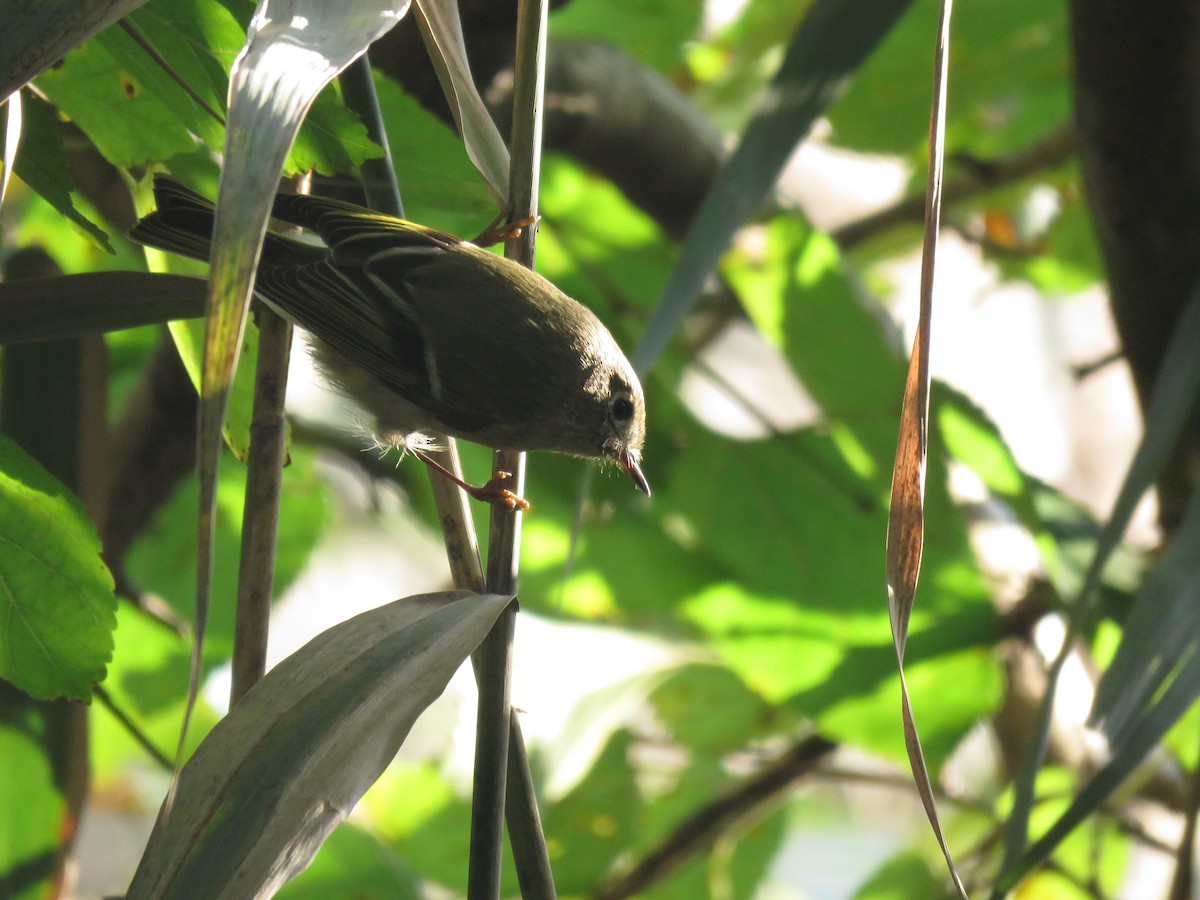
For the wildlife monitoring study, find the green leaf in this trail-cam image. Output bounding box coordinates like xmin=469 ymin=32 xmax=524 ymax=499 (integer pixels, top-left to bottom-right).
xmin=856 ymin=852 xmax=958 ymax=900
xmin=372 ymin=73 xmax=495 ymax=230
xmin=0 ymin=683 xmax=71 ymax=900
xmin=633 ymin=0 xmax=916 ymax=372
xmin=650 ymin=663 xmax=774 ymax=752
xmin=277 ymin=822 xmax=421 ymax=899
xmin=0 ymin=435 xmax=116 ymax=701
xmin=544 ymin=729 xmax=642 ymax=891
xmin=829 ymin=0 xmax=1070 ymax=158
xmin=101 ymin=0 xmax=237 ymax=153
xmin=290 ymin=84 xmax=384 ymax=177
xmin=36 ymin=34 xmax=202 ymax=167
xmin=6 ymin=93 xmax=112 ymax=252
xmin=728 ymin=219 xmax=904 ymax=424
xmin=126 ymin=590 xmax=512 ymax=899
xmin=550 ymin=0 xmax=703 ymax=73
xmin=123 ymin=448 xmax=329 ymax=664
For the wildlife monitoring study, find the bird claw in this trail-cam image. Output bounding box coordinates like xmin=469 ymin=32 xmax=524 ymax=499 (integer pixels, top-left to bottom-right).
xmin=413 ymin=452 xmax=529 ymax=510
xmin=471 ymin=212 xmax=540 ymax=247
xmin=469 ymin=471 xmax=530 ymax=512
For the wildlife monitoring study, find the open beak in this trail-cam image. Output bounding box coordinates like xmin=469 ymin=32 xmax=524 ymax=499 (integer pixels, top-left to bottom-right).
xmin=620 ymin=451 xmax=651 ymax=498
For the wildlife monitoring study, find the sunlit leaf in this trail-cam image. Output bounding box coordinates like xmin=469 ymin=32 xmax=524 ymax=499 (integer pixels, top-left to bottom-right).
xmin=0 ymin=436 xmax=116 ymax=701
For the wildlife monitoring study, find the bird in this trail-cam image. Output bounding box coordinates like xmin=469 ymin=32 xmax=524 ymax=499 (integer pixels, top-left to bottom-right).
xmin=129 ymin=175 xmax=649 ymax=509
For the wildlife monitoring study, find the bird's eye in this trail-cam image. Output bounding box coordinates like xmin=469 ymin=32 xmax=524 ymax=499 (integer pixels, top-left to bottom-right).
xmin=611 ymin=396 xmax=635 ymax=422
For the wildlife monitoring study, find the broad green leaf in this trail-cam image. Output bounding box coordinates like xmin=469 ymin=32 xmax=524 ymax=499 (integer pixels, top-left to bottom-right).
xmin=856 ymin=853 xmax=958 ymax=900
xmin=623 ymin=748 xmax=785 ymax=900
xmin=372 ymin=73 xmax=494 ymax=230
xmin=126 ymin=590 xmax=512 ymax=899
xmin=290 ymin=85 xmax=384 ymax=176
xmin=728 ymin=219 xmax=903 ymax=424
xmin=91 ymin=603 xmax=209 ymax=780
xmin=650 ymin=664 xmax=774 ymax=753
xmin=100 ymin=0 xmax=235 ymax=152
xmin=36 ymin=36 xmax=201 ymax=167
xmin=537 ymin=156 xmax=675 ymax=342
xmin=1022 ymin=180 xmax=1105 ymax=292
xmin=0 ymin=436 xmax=116 ymax=701
xmin=543 ymin=730 xmax=641 ymax=891
xmin=935 ymin=386 xmax=1064 ymax=587
xmin=123 ymin=448 xmax=328 ymax=664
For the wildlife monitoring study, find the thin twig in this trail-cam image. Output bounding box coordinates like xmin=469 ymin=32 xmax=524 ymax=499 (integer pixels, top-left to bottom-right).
xmin=95 ymin=685 xmax=173 ymax=771
xmin=467 ymin=2 xmax=550 ymax=897
xmin=229 ymin=302 xmax=293 ymax=703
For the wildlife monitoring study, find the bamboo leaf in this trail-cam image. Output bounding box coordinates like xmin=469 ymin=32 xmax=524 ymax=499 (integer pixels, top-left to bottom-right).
xmin=883 ymin=1 xmax=965 ymax=895
xmin=127 ymin=590 xmax=512 ymax=899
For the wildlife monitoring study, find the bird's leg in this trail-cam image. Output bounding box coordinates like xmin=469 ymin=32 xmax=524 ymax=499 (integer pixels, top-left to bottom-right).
xmin=412 ymin=449 xmax=530 ymax=512
xmin=471 ymin=211 xmax=540 ymax=248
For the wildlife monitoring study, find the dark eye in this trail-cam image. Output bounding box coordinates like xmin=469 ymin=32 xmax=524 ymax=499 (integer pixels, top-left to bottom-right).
xmin=611 ymin=396 xmax=635 ymax=422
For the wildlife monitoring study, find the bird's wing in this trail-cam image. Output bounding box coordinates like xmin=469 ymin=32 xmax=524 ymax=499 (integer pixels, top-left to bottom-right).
xmin=253 ymin=259 xmax=435 ymax=404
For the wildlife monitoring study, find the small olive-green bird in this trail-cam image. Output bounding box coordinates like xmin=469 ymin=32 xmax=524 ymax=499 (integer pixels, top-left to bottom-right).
xmin=130 ymin=175 xmax=649 ymax=506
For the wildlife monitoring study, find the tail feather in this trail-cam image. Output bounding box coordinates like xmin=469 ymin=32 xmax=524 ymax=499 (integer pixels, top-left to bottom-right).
xmin=129 ymin=175 xmax=327 ymax=268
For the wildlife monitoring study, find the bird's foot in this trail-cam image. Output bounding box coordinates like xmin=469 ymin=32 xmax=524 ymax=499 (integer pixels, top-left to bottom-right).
xmin=471 ymin=211 xmax=540 ymax=247
xmin=466 ymin=471 xmax=530 ymax=512
xmin=414 ymin=451 xmax=529 ymax=511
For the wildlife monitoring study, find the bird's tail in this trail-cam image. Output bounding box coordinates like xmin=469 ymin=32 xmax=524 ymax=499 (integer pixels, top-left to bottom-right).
xmin=129 ymin=175 xmax=327 ymax=267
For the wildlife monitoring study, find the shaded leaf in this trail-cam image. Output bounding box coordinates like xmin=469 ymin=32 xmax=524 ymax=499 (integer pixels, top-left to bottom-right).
xmin=3 ymin=93 xmax=112 ymax=252
xmin=0 ymin=271 xmax=205 ymax=344
xmin=127 ymin=590 xmax=512 ymax=899
xmin=411 ymin=0 xmax=509 ymax=204
xmin=997 ymin=281 xmax=1200 ymax=889
xmin=829 ymin=0 xmax=1069 ymax=159
xmin=0 ymin=0 xmax=148 ymax=98
xmin=0 ymin=682 xmax=71 ymax=900
xmin=0 ymin=436 xmax=116 ymax=701
xmin=277 ymin=822 xmax=421 ymax=899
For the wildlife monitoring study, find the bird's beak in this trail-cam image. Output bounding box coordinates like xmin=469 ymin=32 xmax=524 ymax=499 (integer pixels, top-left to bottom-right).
xmin=620 ymin=451 xmax=651 ymax=498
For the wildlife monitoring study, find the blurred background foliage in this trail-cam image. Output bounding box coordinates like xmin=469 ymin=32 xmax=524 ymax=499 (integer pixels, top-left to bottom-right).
xmin=1 ymin=0 xmax=1195 ymax=897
